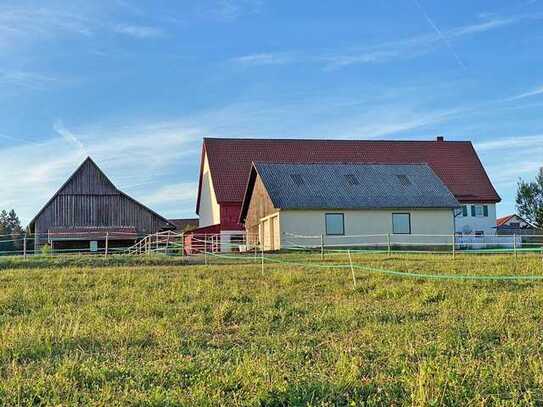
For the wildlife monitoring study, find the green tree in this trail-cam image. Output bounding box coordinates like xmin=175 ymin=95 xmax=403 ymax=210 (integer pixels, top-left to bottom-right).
xmin=0 ymin=209 xmax=24 ymax=254
xmin=516 ymin=169 xmax=543 ymax=228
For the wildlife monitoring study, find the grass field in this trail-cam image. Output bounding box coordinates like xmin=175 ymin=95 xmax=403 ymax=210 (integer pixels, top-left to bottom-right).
xmin=1 ymin=252 xmax=543 ymax=405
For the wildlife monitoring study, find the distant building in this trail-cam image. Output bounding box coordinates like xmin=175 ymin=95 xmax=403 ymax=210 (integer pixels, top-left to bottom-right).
xmin=28 ymin=157 xmax=174 ymax=253
xmin=194 ymin=137 xmax=501 ymax=246
xmin=239 ymin=162 xmax=460 ymax=250
xmin=496 ymin=214 xmax=537 ymax=235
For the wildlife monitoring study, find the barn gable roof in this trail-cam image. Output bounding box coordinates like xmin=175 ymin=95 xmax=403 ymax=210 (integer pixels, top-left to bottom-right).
xmin=239 ymin=163 xmax=460 ymax=221
xmin=28 ymin=157 xmax=174 ymax=230
xmin=197 ymin=137 xmax=500 ymax=214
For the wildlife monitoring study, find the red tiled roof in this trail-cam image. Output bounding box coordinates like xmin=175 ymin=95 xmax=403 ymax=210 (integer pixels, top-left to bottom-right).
xmin=197 ymin=138 xmax=501 ymax=213
xmin=496 ymin=215 xmax=515 ymax=227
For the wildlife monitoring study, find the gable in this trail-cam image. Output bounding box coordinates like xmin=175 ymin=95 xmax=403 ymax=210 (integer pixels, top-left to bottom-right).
xmin=59 ymin=158 xmax=118 ymax=195
xmin=200 ymin=138 xmax=501 ymax=211
xmin=28 ymin=157 xmax=173 ymax=231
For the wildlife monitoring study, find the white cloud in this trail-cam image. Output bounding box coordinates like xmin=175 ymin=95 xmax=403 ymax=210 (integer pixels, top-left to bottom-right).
xmin=506 ymin=86 xmax=543 ymax=101
xmin=0 ymin=71 xmax=60 ymax=90
xmin=231 ymin=52 xmax=292 ymax=66
xmin=142 ymin=182 xmax=198 ymax=206
xmin=476 ymin=134 xmax=543 ymax=151
xmin=112 ymin=24 xmax=165 ymax=39
xmin=232 ymin=12 xmax=543 ymax=70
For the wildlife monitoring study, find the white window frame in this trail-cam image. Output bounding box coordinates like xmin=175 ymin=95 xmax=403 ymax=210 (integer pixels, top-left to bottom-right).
xmin=392 ymin=213 xmax=411 ymax=235
xmin=325 ymin=213 xmax=345 ymax=236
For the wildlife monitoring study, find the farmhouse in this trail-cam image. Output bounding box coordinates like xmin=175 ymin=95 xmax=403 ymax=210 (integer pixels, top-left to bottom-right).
xmin=496 ymin=214 xmax=537 ymax=235
xmin=239 ymin=162 xmax=460 ymax=250
xmin=28 ymin=157 xmax=174 ymax=253
xmin=194 ymin=137 xmax=501 ymax=247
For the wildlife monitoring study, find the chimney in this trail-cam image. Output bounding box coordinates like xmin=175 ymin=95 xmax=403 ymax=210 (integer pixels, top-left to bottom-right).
xmin=436 ymin=136 xmax=444 ymax=142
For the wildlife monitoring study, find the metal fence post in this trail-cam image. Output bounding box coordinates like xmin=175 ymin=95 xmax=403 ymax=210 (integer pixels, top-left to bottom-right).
xmin=23 ymin=233 xmax=27 ymax=259
xmin=320 ymin=234 xmax=324 ymax=260
xmin=348 ymin=250 xmax=357 ymax=289
xmin=387 ymin=233 xmax=391 ymax=257
xmin=261 ymin=242 xmax=265 ymax=276
xmin=204 ymin=234 xmax=208 ymax=265
xmin=105 ymin=232 xmax=109 ymax=258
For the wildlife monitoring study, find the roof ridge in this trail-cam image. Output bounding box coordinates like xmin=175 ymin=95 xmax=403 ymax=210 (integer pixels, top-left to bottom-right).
xmin=205 ymin=137 xmax=472 ymax=143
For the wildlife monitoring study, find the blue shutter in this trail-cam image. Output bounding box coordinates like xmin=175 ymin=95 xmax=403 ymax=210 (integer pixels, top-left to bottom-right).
xmin=483 ymin=205 xmax=489 ymax=217
xmin=471 ymin=206 xmax=476 ymax=217
xmin=462 ymin=206 xmax=468 ymax=217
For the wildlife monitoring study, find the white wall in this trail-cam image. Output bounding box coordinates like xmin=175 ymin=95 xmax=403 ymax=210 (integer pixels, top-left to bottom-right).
xmin=279 ymin=208 xmax=455 ymax=248
xmin=198 ymin=152 xmax=221 ymax=228
xmin=455 ymin=203 xmax=497 ymax=235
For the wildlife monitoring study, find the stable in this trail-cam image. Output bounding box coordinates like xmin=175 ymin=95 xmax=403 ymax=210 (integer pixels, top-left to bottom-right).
xmin=28 ymin=157 xmax=174 ymax=253
xmin=239 ymin=162 xmax=461 ymax=250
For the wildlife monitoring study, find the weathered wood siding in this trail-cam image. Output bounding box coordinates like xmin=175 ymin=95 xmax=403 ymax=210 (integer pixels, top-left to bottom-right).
xmin=245 ymin=174 xmax=278 ymax=243
xmin=32 ymin=158 xmax=170 ymax=248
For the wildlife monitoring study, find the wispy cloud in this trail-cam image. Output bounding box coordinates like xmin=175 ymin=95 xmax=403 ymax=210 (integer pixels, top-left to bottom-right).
xmin=231 ymin=52 xmax=293 ymax=66
xmin=0 ymin=4 xmax=166 ymax=52
xmin=112 ymin=24 xmax=165 ymax=39
xmin=203 ymin=0 xmax=264 ymax=22
xmin=506 ymin=85 xmax=543 ymax=101
xmin=232 ymin=12 xmax=543 ymax=70
xmin=476 ymin=134 xmax=543 ymax=151
xmin=0 ymin=71 xmax=60 ymax=90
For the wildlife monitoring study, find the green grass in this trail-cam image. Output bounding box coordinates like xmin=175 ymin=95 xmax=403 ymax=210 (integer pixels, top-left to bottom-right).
xmin=1 ymin=253 xmax=543 ymax=405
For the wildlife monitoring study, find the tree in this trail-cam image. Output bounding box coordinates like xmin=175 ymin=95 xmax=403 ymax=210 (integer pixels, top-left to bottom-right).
xmin=516 ymin=169 xmax=543 ymax=228
xmin=0 ymin=209 xmax=24 ymax=254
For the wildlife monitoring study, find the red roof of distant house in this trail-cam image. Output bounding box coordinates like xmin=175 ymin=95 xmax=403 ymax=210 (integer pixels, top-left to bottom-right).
xmin=496 ymin=215 xmax=515 ymax=227
xmin=197 ymin=137 xmax=501 ymax=213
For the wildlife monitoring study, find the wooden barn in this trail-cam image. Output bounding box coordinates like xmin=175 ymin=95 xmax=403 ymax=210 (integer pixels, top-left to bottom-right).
xmin=28 ymin=157 xmax=174 ymax=253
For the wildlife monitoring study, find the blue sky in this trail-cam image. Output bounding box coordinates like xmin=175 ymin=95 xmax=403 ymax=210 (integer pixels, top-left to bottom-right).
xmin=1 ymin=0 xmax=542 ymax=225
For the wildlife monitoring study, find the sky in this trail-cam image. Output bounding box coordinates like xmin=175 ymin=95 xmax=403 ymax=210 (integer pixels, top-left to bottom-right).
xmin=1 ymin=0 xmax=542 ymax=225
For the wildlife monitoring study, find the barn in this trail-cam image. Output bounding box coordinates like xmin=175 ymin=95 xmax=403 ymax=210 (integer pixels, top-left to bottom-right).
xmin=239 ymin=162 xmax=461 ymax=250
xmin=28 ymin=157 xmax=174 ymax=253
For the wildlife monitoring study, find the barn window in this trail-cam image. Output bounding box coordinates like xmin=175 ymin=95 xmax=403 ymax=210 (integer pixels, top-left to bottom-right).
xmin=345 ymin=174 xmax=359 ymax=185
xmin=290 ymin=174 xmax=304 ymax=186
xmin=392 ymin=213 xmax=411 ymax=234
xmin=90 ymin=241 xmax=98 ymax=252
xmin=325 ymin=213 xmax=345 ymax=236
xmin=396 ymin=175 xmax=412 ymax=186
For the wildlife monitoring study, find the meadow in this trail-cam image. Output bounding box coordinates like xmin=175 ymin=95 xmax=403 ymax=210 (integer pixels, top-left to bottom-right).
xmin=1 ymin=252 xmax=543 ymax=406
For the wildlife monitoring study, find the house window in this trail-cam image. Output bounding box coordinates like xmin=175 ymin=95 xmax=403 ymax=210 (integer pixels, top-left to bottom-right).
xmin=90 ymin=241 xmax=98 ymax=252
xmin=471 ymin=205 xmax=489 ymax=217
xmin=392 ymin=213 xmax=411 ymax=235
xmin=325 ymin=213 xmax=345 ymax=236
xmin=462 ymin=205 xmax=468 ymax=217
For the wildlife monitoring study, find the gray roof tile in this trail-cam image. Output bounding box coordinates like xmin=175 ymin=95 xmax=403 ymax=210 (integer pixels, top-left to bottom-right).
xmin=254 ymin=163 xmax=460 ymax=209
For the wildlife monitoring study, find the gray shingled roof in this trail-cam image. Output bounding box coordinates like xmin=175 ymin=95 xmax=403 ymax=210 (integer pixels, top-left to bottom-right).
xmin=254 ymin=163 xmax=460 ymax=209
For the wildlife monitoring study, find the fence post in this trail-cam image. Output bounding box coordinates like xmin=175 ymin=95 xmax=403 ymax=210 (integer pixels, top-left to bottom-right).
xmin=204 ymin=234 xmax=208 ymax=265
xmin=348 ymin=250 xmax=357 ymax=289
xmin=387 ymin=233 xmax=391 ymax=257
xmin=105 ymin=232 xmax=109 ymax=258
xmin=513 ymin=234 xmax=517 ymax=259
xmin=452 ymin=233 xmax=456 ymax=259
xmin=261 ymin=242 xmax=265 ymax=276
xmin=320 ymin=234 xmax=324 ymax=260
xmin=23 ymin=233 xmax=27 ymax=259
